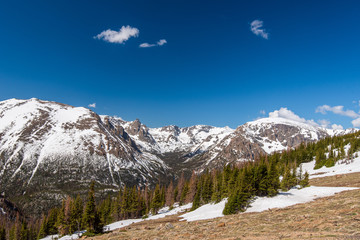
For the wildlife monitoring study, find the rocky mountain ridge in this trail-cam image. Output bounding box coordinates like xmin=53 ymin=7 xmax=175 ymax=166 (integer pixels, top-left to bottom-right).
xmin=0 ymin=98 xmax=357 ymax=215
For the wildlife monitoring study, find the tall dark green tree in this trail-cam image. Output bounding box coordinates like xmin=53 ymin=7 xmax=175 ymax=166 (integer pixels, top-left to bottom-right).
xmin=150 ymin=184 xmax=162 ymax=215
xmin=82 ymin=181 xmax=102 ymax=235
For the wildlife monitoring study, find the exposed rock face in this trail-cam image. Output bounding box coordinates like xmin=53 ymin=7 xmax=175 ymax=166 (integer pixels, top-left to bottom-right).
xmin=0 ymin=194 xmax=22 ymax=221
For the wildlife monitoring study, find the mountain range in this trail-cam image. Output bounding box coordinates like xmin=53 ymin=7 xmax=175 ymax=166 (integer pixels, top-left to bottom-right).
xmin=0 ymin=98 xmax=357 ymax=215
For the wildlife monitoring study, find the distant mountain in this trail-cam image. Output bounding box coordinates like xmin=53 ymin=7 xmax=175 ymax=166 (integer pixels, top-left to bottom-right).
xmin=193 ymin=117 xmax=357 ymax=170
xmin=0 ymin=98 xmax=357 ymax=215
xmin=105 ymin=113 xmax=357 ymax=173
xmin=0 ymin=98 xmax=168 ymax=214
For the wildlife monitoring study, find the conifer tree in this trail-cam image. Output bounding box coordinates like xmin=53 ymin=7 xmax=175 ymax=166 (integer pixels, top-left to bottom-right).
xmin=9 ymin=224 xmax=16 ymax=240
xmin=280 ymin=165 xmax=292 ymax=191
xmin=299 ymin=171 xmax=310 ymax=188
xmin=179 ymin=182 xmax=189 ymax=205
xmin=19 ymin=221 xmax=28 ymax=240
xmin=10 ymin=213 xmax=21 ymax=240
xmin=37 ymin=215 xmax=47 ymax=239
xmin=223 ymin=185 xmax=250 ymax=215
xmin=150 ymin=184 xmax=162 ymax=215
xmin=56 ymin=199 xmax=66 ymax=235
xmin=267 ymin=159 xmax=280 ymax=197
xmin=211 ymin=171 xmax=222 ymax=203
xmin=72 ymin=195 xmax=83 ymax=232
xmin=99 ymin=196 xmax=112 ymax=226
xmin=82 ymin=181 xmax=102 ymax=235
xmin=173 ymin=186 xmax=178 ymax=203
xmin=191 ymin=182 xmax=201 ymax=211
xmin=46 ymin=208 xmax=59 ymax=235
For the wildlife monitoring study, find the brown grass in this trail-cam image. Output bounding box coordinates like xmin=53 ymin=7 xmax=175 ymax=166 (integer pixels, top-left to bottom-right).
xmin=86 ymin=173 xmax=360 ymax=240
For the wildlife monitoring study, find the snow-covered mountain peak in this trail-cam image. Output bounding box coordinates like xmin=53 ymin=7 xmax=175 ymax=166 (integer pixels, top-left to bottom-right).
xmin=245 ymin=117 xmax=320 ymax=131
xmin=0 ymin=99 xmax=168 ymax=208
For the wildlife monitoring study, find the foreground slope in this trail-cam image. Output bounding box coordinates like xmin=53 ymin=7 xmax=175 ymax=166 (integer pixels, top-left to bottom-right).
xmin=90 ymin=173 xmax=360 ymax=240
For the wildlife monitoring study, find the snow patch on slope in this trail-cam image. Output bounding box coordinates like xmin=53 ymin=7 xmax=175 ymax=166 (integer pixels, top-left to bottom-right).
xmin=300 ymin=152 xmax=360 ymax=179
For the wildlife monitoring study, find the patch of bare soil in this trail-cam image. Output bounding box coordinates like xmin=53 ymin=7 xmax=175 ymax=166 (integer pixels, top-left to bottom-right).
xmin=87 ymin=173 xmax=360 ymax=240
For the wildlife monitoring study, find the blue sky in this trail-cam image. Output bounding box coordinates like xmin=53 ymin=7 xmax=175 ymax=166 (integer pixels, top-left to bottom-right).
xmin=1 ymin=0 xmax=360 ymax=129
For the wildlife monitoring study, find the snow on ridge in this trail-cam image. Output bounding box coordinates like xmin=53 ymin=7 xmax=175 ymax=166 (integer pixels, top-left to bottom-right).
xmin=0 ymin=98 xmax=168 ymax=186
xmin=246 ymin=117 xmax=320 ymax=132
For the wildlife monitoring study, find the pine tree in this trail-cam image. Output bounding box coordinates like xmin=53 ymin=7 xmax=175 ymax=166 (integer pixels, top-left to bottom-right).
xmin=299 ymin=171 xmax=310 ymax=188
xmin=211 ymin=171 xmax=222 ymax=203
xmin=37 ymin=215 xmax=47 ymax=239
xmin=179 ymin=182 xmax=189 ymax=205
xmin=19 ymin=221 xmax=28 ymax=240
xmin=223 ymin=185 xmax=250 ymax=215
xmin=10 ymin=213 xmax=21 ymax=240
xmin=191 ymin=182 xmax=201 ymax=211
xmin=46 ymin=208 xmax=59 ymax=235
xmin=9 ymin=224 xmax=16 ymax=240
xmin=267 ymin=159 xmax=280 ymax=197
xmin=150 ymin=184 xmax=162 ymax=215
xmin=56 ymin=199 xmax=66 ymax=235
xmin=82 ymin=181 xmax=102 ymax=235
xmin=72 ymin=195 xmax=83 ymax=232
xmin=280 ymin=165 xmax=292 ymax=191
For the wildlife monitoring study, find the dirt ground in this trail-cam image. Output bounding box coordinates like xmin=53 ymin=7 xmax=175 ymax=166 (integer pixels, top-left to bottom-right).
xmin=85 ymin=173 xmax=360 ymax=240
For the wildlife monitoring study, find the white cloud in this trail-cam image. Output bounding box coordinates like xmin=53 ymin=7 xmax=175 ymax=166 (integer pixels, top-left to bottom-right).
xmin=139 ymin=43 xmax=156 ymax=48
xmin=316 ymin=105 xmax=360 ymax=118
xmin=331 ymin=124 xmax=344 ymax=130
xmin=139 ymin=39 xmax=167 ymax=48
xmin=94 ymin=25 xmax=139 ymax=44
xmin=352 ymin=118 xmax=360 ymax=127
xmin=260 ymin=110 xmax=266 ymax=115
xmin=250 ymin=20 xmax=269 ymax=39
xmin=318 ymin=119 xmax=330 ymax=128
xmin=88 ymin=103 xmax=96 ymax=108
xmin=157 ymin=39 xmax=167 ymax=46
xmin=268 ymin=107 xmax=318 ymax=126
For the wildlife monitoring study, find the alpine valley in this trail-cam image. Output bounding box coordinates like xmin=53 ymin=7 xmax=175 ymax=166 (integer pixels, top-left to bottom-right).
xmin=0 ymin=98 xmax=357 ymax=215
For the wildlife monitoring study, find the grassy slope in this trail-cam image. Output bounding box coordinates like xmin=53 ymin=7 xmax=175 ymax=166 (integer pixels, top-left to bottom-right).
xmin=88 ymin=173 xmax=360 ymax=240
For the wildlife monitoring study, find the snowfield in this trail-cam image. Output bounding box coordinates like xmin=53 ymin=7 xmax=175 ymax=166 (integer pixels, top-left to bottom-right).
xmin=179 ymin=186 xmax=357 ymax=222
xmin=300 ymin=151 xmax=360 ymax=179
xmin=104 ymin=202 xmax=192 ymax=231
xmin=180 ymin=199 xmax=227 ymax=222
xmin=245 ymin=186 xmax=357 ymax=213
